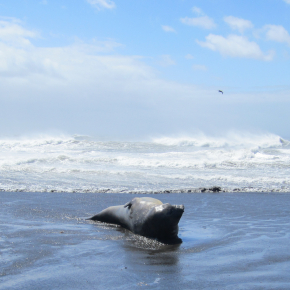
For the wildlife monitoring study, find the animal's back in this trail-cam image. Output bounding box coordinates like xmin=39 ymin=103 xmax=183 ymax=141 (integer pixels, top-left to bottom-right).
xmin=87 ymin=197 xmax=184 ymax=243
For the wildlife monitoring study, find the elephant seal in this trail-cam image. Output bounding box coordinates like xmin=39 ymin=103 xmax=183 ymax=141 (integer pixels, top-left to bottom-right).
xmin=87 ymin=197 xmax=184 ymax=243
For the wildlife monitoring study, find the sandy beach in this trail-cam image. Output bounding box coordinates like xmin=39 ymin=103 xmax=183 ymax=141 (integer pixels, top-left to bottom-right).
xmin=1 ymin=191 xmax=290 ymax=289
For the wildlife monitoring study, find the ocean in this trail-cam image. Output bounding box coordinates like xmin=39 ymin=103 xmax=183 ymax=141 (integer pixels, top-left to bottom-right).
xmin=1 ymin=132 xmax=290 ymax=193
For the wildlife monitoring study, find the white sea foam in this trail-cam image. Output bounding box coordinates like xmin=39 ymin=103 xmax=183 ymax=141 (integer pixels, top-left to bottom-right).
xmin=1 ymin=133 xmax=290 ymax=193
xmin=153 ymin=132 xmax=284 ymax=149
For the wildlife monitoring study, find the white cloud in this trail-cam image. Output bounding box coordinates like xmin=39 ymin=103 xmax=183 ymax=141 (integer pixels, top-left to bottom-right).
xmin=197 ymin=34 xmax=274 ymax=61
xmin=283 ymin=0 xmax=290 ymax=4
xmin=86 ymin=0 xmax=116 ymax=10
xmin=162 ymin=25 xmax=176 ymax=33
xmin=192 ymin=64 xmax=207 ymax=71
xmin=40 ymin=0 xmax=48 ymax=4
xmin=191 ymin=7 xmax=203 ymax=15
xmin=224 ymin=16 xmax=253 ymax=33
xmin=185 ymin=54 xmax=194 ymax=59
xmin=0 ymin=21 xmax=213 ymax=137
xmin=0 ymin=20 xmax=199 ymax=105
xmin=0 ymin=19 xmax=37 ymax=46
xmin=158 ymin=55 xmax=176 ymax=67
xmin=0 ymin=40 xmax=125 ymax=79
xmin=180 ymin=16 xmax=216 ymax=29
xmin=181 ymin=7 xmax=216 ymax=29
xmin=264 ymin=25 xmax=290 ymax=46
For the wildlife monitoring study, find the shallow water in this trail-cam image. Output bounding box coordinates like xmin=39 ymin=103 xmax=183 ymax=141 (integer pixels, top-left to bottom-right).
xmin=1 ymin=192 xmax=290 ymax=289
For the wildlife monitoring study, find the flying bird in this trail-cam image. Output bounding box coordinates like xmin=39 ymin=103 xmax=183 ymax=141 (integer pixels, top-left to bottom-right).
xmin=218 ymin=90 xmax=223 ymax=94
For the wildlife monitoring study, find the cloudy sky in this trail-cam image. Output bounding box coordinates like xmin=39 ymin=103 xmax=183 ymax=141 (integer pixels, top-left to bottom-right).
xmin=0 ymin=0 xmax=290 ymax=139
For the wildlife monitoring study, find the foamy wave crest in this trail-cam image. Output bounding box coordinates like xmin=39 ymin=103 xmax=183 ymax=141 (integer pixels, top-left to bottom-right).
xmin=1 ymin=132 xmax=290 ymax=194
xmin=0 ymin=134 xmax=73 ymax=146
xmin=153 ymin=132 xmax=287 ymax=149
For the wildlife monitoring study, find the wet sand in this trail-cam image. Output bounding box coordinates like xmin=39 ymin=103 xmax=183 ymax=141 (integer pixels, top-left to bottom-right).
xmin=1 ymin=192 xmax=290 ymax=289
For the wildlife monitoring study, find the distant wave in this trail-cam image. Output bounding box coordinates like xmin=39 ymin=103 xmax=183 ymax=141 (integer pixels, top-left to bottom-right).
xmin=1 ymin=132 xmax=290 ymax=194
xmin=1 ymin=132 xmax=289 ymax=150
xmin=153 ymin=132 xmax=289 ymax=149
xmin=0 ymin=135 xmax=90 ymax=150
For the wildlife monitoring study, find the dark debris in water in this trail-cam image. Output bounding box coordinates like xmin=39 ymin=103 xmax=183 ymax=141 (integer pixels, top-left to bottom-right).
xmin=148 ymin=186 xmax=224 ymax=194
xmin=201 ymin=186 xmax=222 ymax=193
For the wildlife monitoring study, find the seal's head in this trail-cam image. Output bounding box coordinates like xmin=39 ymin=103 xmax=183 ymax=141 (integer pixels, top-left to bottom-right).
xmin=142 ymin=203 xmax=184 ymax=243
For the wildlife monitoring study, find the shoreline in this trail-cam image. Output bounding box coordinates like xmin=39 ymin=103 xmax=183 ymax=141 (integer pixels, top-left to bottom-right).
xmin=1 ymin=186 xmax=290 ymax=194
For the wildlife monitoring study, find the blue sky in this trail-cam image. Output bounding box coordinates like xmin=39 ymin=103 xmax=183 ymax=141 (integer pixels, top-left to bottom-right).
xmin=0 ymin=0 xmax=290 ymax=139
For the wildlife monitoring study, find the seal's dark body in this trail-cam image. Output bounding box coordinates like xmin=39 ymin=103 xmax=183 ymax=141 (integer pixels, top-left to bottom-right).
xmin=88 ymin=197 xmax=184 ymax=243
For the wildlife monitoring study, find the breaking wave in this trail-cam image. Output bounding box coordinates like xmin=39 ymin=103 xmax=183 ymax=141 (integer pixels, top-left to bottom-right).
xmin=1 ymin=132 xmax=290 ymax=193
xmin=153 ymin=132 xmax=288 ymax=149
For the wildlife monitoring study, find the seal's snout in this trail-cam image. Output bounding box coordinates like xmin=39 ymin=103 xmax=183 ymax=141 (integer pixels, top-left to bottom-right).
xmin=168 ymin=204 xmax=184 ymax=219
xmin=174 ymin=204 xmax=184 ymax=211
